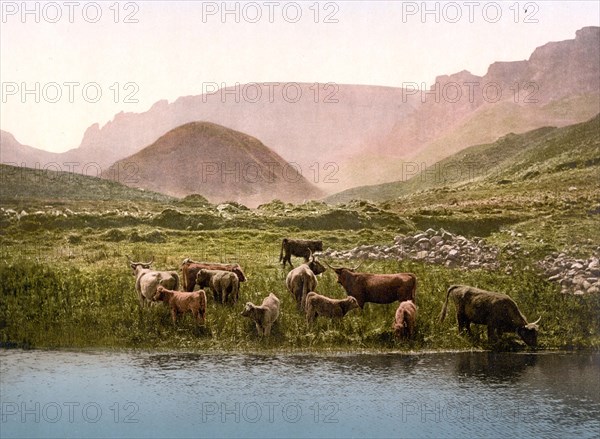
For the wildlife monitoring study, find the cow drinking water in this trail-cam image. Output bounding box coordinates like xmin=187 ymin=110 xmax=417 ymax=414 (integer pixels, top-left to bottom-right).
xmin=438 ymin=285 xmax=540 ymax=346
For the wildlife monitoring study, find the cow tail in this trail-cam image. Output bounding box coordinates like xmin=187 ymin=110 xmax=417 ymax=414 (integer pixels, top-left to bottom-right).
xmin=181 ymin=266 xmax=188 ymax=291
xmin=279 ymin=239 xmax=287 ymax=262
xmin=301 ymin=278 xmax=309 ymax=311
xmin=438 ymin=285 xmax=457 ymax=323
xmin=173 ymin=272 xmax=180 ymax=291
xmin=412 ymin=275 xmax=417 ymax=303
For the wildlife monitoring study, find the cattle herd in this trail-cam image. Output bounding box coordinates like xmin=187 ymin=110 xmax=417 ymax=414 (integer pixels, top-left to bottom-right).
xmin=128 ymin=238 xmax=541 ymax=347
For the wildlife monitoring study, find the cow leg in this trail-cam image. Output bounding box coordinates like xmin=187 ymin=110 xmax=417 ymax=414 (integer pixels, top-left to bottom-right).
xmin=285 ymin=255 xmax=293 ymax=268
xmin=487 ymin=325 xmax=498 ymax=342
xmin=171 ymin=308 xmax=178 ymax=326
xmin=457 ymin=312 xmax=465 ymax=332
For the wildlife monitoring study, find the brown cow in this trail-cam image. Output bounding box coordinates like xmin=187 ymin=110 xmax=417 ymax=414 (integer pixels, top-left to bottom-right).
xmin=279 ymin=238 xmax=323 ymax=268
xmin=305 ymin=292 xmax=359 ymax=326
xmin=181 ymin=258 xmax=246 ymax=292
xmin=128 ymin=257 xmax=180 ymax=308
xmin=324 ymin=261 xmax=417 ymax=309
xmin=438 ymin=285 xmax=540 ymax=346
xmin=153 ymin=286 xmax=206 ymax=326
xmin=196 ymin=269 xmax=240 ymax=304
xmin=393 ymin=300 xmax=417 ymax=339
xmin=286 ymin=252 xmax=327 ymax=311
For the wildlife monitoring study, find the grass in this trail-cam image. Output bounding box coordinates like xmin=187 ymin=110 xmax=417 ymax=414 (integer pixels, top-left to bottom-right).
xmin=1 ymin=225 xmax=598 ymax=353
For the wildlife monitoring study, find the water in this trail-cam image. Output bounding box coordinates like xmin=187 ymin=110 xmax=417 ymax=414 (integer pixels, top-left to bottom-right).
xmin=1 ymin=350 xmax=598 ymax=439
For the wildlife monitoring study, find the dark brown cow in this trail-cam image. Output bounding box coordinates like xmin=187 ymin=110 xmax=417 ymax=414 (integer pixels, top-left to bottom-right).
xmin=325 ymin=261 xmax=417 ymax=309
xmin=393 ymin=300 xmax=417 ymax=339
xmin=279 ymin=238 xmax=323 ymax=268
xmin=181 ymin=258 xmax=246 ymax=292
xmin=438 ymin=285 xmax=540 ymax=346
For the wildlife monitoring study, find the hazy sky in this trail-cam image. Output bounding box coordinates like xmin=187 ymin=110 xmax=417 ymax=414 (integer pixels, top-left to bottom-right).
xmin=1 ymin=0 xmax=598 ymax=152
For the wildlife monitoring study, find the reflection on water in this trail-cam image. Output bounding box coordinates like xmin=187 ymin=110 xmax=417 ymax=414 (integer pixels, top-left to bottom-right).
xmin=1 ymin=350 xmax=598 ymax=439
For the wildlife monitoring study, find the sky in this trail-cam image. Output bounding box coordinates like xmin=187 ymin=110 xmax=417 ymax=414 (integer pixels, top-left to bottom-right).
xmin=1 ymin=0 xmax=599 ymax=153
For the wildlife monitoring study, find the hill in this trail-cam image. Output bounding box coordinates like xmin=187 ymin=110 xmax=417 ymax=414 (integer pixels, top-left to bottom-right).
xmin=0 ymin=163 xmax=175 ymax=204
xmin=105 ymin=121 xmax=324 ymax=207
xmin=327 ymin=113 xmax=600 ymax=204
xmin=3 ymin=27 xmax=598 ymax=194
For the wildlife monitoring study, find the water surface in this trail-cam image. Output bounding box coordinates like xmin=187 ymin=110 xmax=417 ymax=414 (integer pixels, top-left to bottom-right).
xmin=1 ymin=350 xmax=598 ymax=438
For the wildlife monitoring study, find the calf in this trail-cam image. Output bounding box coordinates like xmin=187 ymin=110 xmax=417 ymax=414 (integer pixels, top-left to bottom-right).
xmin=393 ymin=300 xmax=417 ymax=339
xmin=196 ymin=269 xmax=240 ymax=304
xmin=438 ymin=285 xmax=540 ymax=346
xmin=153 ymin=286 xmax=206 ymax=326
xmin=305 ymin=292 xmax=359 ymax=326
xmin=241 ymin=293 xmax=280 ymax=336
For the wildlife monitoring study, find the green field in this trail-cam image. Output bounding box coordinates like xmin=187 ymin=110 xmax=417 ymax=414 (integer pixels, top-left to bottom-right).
xmin=1 ymin=116 xmax=599 ymax=352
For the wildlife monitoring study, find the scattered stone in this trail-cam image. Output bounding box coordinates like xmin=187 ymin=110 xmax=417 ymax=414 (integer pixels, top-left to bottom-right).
xmin=322 ymin=228 xmax=501 ymax=271
xmin=538 ymin=249 xmax=600 ymax=295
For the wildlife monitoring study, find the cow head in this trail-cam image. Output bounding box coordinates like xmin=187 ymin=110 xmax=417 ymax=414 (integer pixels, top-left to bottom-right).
xmin=128 ymin=256 xmax=154 ymax=274
xmin=196 ymin=269 xmax=210 ymax=287
xmin=517 ymin=317 xmax=540 ymax=347
xmin=324 ymin=260 xmax=364 ymax=284
xmin=303 ymin=249 xmax=325 ymax=275
xmin=153 ymin=285 xmax=166 ymax=301
xmin=232 ymin=265 xmax=247 ymax=282
xmin=343 ymin=296 xmax=360 ymax=314
xmin=241 ymin=302 xmax=256 ymax=317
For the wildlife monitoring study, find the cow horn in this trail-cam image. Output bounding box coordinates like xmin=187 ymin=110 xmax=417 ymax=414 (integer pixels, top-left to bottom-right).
xmin=531 ymin=317 xmax=541 ymax=325
xmin=323 ymin=260 xmax=341 ymax=270
xmin=351 ymin=260 xmax=364 ymax=271
xmin=309 ymin=249 xmax=314 ymax=262
xmin=144 ymin=256 xmax=154 ymax=265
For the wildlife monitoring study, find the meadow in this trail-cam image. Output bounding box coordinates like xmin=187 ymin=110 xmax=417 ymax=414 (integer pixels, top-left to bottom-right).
xmin=1 ymin=209 xmax=598 ymax=352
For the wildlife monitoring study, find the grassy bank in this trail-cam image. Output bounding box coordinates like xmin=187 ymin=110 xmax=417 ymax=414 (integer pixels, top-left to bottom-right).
xmin=1 ymin=227 xmax=598 ymax=352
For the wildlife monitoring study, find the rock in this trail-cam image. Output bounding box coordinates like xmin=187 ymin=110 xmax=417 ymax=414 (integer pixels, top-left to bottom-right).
xmin=587 ymin=286 xmax=600 ymax=294
xmin=571 ymin=262 xmax=584 ymax=270
xmin=425 ymin=228 xmax=436 ymax=237
xmin=447 ymin=249 xmax=460 ymax=260
xmin=416 ymin=238 xmax=430 ymax=250
xmin=574 ymin=290 xmax=585 ymax=296
xmin=416 ymin=250 xmax=428 ymax=260
xmin=430 ymin=236 xmax=443 ymax=246
xmin=445 ymin=260 xmax=457 ymax=268
xmin=441 ymin=231 xmax=453 ymax=241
